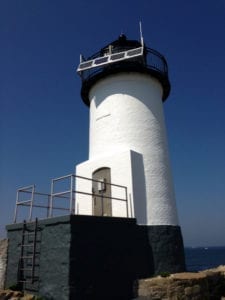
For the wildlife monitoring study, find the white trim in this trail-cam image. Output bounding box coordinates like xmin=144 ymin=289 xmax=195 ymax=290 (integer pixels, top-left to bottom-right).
xmin=77 ymin=47 xmax=144 ymax=72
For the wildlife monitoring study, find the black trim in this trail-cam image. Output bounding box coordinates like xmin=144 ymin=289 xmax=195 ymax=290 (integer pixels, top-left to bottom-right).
xmin=81 ymin=62 xmax=170 ymax=106
xmin=79 ymin=40 xmax=171 ymax=106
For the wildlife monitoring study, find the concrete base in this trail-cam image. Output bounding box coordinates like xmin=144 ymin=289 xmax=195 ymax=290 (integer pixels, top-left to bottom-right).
xmin=6 ymin=215 xmax=185 ymax=299
xmin=144 ymin=225 xmax=186 ymax=275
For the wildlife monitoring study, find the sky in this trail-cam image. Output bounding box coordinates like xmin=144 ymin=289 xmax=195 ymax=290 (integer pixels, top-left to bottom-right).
xmin=1 ymin=0 xmax=225 ymax=247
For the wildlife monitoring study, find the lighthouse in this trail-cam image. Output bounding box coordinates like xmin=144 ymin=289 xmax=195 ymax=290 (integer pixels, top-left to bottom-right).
xmin=76 ymin=33 xmax=178 ymax=223
xmin=76 ymin=33 xmax=185 ymax=273
xmin=4 ymin=32 xmax=185 ymax=297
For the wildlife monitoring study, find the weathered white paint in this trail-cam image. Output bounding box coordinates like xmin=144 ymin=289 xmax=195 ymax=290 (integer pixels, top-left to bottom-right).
xmin=76 ymin=72 xmax=179 ymax=225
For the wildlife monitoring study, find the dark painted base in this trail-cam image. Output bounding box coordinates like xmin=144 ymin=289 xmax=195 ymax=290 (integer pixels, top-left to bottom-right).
xmin=6 ymin=215 xmax=185 ymax=300
xmin=143 ymin=225 xmax=186 ymax=275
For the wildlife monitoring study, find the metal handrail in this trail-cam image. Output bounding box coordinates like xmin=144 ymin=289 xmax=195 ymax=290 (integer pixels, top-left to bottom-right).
xmin=14 ymin=174 xmax=129 ymax=223
xmin=75 ymin=190 xmax=127 ymax=202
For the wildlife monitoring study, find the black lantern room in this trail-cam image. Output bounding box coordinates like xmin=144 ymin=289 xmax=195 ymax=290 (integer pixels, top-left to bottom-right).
xmin=77 ymin=34 xmax=171 ymax=105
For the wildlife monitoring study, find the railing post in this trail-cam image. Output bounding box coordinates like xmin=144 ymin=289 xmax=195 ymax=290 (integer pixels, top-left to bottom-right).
xmin=13 ymin=189 xmax=20 ymax=223
xmin=49 ymin=179 xmax=54 ymax=217
xmin=125 ymin=186 xmax=129 ymax=218
xmin=47 ymin=195 xmax=50 ymax=218
xmin=70 ymin=175 xmax=73 ymax=214
xmin=129 ymin=193 xmax=133 ymax=218
xmin=74 ymin=176 xmax=76 ymax=214
xmin=28 ymin=185 xmax=35 ymax=221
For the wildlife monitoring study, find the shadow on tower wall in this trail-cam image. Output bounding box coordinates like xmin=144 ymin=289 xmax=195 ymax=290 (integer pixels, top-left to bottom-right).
xmin=69 ymin=216 xmax=154 ymax=300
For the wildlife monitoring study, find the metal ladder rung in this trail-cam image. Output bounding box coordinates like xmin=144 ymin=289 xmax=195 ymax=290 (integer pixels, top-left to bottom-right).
xmin=18 ymin=278 xmax=39 ymax=283
xmin=21 ymin=244 xmax=34 ymax=247
xmin=25 ymin=264 xmax=39 ymax=268
xmin=23 ymin=232 xmax=35 ymax=236
xmin=26 ymin=251 xmax=40 ymax=255
xmin=22 ymin=275 xmax=39 ymax=279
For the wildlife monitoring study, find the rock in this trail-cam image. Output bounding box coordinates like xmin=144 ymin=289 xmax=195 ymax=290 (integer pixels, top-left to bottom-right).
xmin=0 ymin=240 xmax=8 ymax=289
xmin=136 ymin=265 xmax=225 ymax=300
xmin=0 ymin=289 xmax=35 ymax=300
xmin=23 ymin=294 xmax=36 ymax=300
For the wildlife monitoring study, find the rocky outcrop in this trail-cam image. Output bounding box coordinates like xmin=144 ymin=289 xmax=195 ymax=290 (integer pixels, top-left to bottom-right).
xmin=1 ymin=266 xmax=225 ymax=299
xmin=0 ymin=239 xmax=8 ymax=289
xmin=0 ymin=289 xmax=36 ymax=299
xmin=135 ymin=265 xmax=225 ymax=300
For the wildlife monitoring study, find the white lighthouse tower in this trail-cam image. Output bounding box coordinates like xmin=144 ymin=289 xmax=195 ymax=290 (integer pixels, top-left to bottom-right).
xmin=76 ymin=33 xmax=178 ymax=225
xmin=76 ymin=33 xmax=185 ymax=274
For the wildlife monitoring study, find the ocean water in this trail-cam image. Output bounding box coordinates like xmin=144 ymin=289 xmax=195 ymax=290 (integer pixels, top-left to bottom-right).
xmin=185 ymin=246 xmax=225 ymax=272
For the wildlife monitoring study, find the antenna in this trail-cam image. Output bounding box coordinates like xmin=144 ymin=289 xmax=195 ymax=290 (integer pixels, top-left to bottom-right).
xmin=139 ymin=21 xmax=144 ymax=47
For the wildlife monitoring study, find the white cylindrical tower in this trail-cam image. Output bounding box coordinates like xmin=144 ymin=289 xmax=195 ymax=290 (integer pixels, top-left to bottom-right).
xmin=77 ymin=34 xmax=178 ymax=226
xmin=76 ymin=34 xmax=185 ymax=274
xmin=89 ymin=73 xmax=178 ymax=225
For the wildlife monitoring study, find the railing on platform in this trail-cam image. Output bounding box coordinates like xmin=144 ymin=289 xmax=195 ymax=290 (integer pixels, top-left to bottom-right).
xmin=78 ymin=46 xmax=168 ymax=84
xmin=14 ymin=174 xmax=128 ymax=223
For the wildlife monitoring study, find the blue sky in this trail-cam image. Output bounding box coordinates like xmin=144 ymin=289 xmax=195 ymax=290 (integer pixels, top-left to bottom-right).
xmin=1 ymin=0 xmax=225 ymax=247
